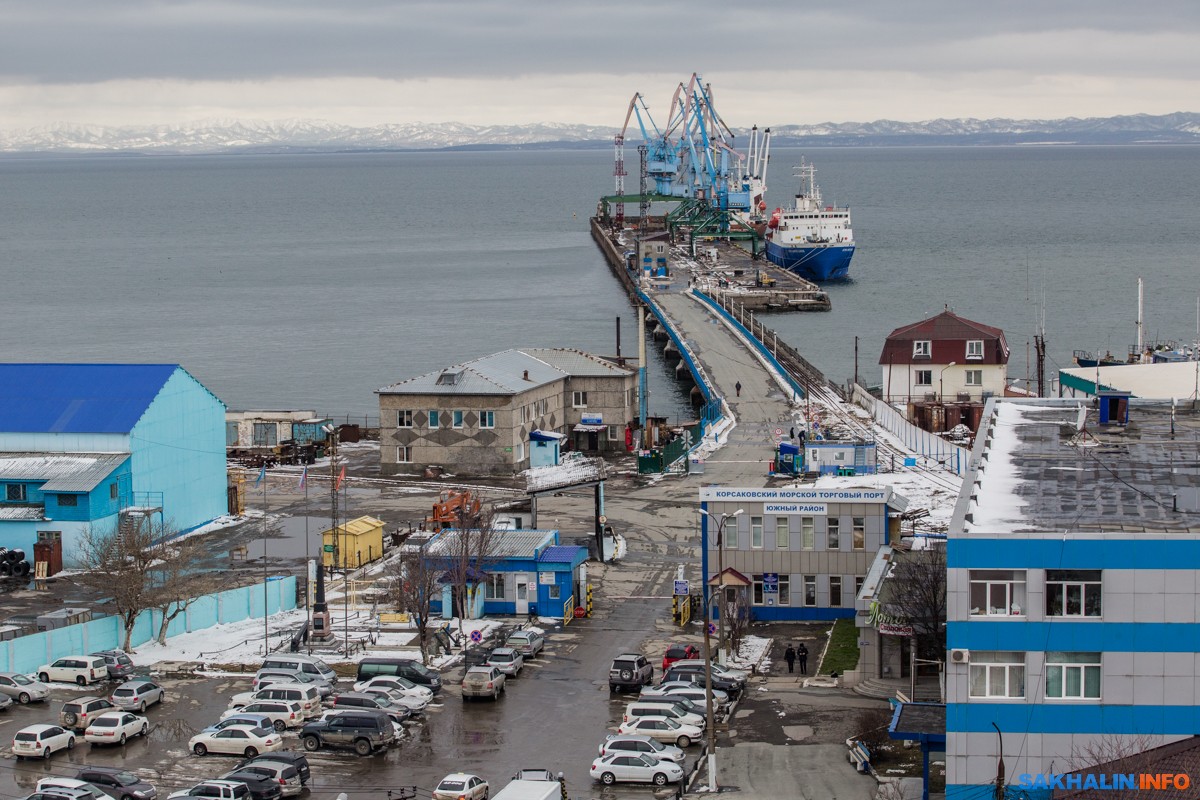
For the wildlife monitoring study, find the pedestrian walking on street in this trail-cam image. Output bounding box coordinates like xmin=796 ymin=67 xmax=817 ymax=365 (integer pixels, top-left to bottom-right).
xmin=798 ymin=643 xmax=809 ymax=675
xmin=784 ymin=644 xmax=797 ymax=673
xmin=735 ymin=381 xmax=742 ymax=397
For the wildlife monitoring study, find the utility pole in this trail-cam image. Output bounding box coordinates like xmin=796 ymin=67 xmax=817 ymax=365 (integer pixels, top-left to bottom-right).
xmin=992 ymin=722 xmax=1006 ymax=800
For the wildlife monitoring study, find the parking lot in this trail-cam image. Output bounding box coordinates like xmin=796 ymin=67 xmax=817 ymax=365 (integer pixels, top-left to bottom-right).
xmin=0 ymin=592 xmax=726 ymax=800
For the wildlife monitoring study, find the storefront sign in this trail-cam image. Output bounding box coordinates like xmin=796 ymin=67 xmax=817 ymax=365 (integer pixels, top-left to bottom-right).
xmin=868 ymin=600 xmax=914 ymax=637
xmin=538 ymin=572 xmax=556 ymax=585
xmin=581 ymin=413 xmax=603 ymax=425
xmin=699 ymin=487 xmax=890 ymax=503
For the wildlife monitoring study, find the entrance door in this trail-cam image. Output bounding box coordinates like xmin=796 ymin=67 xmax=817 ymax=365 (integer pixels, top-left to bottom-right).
xmin=587 ymin=431 xmax=599 ymax=450
xmin=514 ymin=575 xmax=530 ymax=615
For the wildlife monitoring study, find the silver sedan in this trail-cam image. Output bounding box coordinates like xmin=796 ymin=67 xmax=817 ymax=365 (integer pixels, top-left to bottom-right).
xmin=0 ymin=673 xmax=49 ymax=704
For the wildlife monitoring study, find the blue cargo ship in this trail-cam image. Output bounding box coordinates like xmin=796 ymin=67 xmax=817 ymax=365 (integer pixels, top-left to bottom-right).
xmin=765 ymin=158 xmax=855 ymax=281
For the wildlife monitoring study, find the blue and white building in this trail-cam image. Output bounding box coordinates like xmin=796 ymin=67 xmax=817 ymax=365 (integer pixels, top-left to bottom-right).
xmin=945 ymin=396 xmax=1200 ymax=799
xmin=0 ymin=364 xmax=227 ymax=566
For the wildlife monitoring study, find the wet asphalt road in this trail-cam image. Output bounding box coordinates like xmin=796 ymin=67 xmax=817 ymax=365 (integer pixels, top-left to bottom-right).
xmin=0 ymin=593 xmax=691 ymax=800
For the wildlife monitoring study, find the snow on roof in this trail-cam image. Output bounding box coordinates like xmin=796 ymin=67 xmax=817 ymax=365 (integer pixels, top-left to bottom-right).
xmin=523 ymin=458 xmax=607 ymax=493
xmin=377 ymin=350 xmax=566 ymax=396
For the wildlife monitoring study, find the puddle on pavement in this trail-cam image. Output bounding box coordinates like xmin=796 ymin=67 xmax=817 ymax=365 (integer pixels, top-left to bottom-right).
xmin=241 ymin=515 xmax=324 ymax=561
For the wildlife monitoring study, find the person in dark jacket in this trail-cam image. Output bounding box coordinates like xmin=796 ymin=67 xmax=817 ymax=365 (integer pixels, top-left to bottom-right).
xmin=784 ymin=644 xmax=797 ymax=673
xmin=735 ymin=381 xmax=742 ymax=397
xmin=798 ymin=643 xmax=809 ymax=675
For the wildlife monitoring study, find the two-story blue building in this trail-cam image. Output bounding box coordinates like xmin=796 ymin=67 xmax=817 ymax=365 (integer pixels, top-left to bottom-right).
xmin=0 ymin=364 xmax=227 ymax=567
xmin=423 ymin=529 xmax=588 ymax=618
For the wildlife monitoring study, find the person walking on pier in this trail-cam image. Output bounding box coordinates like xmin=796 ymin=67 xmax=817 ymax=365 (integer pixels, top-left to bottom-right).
xmin=735 ymin=381 xmax=742 ymax=397
xmin=784 ymin=644 xmax=797 ymax=673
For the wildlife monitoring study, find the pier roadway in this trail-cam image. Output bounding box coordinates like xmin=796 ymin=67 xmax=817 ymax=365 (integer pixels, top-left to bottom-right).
xmin=651 ymin=289 xmax=796 ymax=486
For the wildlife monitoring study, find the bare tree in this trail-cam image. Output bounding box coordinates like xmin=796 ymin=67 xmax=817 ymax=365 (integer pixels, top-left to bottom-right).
xmin=76 ymin=517 xmax=227 ymax=650
xmin=438 ymin=501 xmax=501 ymax=633
xmin=884 ymin=545 xmax=947 ymax=661
xmin=1059 ymin=733 xmax=1166 ymax=800
xmin=76 ymin=523 xmax=157 ymax=653
xmin=726 ymin=590 xmax=752 ymax=655
xmin=381 ymin=549 xmax=438 ymax=664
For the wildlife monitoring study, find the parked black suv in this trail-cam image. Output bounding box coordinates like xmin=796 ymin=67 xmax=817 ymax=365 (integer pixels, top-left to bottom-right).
xmin=301 ymin=710 xmax=395 ymax=756
xmin=609 ymin=654 xmax=654 ymax=693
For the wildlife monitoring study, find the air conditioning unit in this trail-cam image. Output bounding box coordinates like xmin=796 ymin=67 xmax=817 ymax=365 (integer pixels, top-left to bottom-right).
xmin=949 ymin=648 xmax=970 ymax=664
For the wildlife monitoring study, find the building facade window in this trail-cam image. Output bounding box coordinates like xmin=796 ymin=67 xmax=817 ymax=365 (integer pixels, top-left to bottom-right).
xmin=1045 ymin=570 xmax=1102 ymax=617
xmin=1045 ymin=652 xmax=1101 ymax=699
xmin=969 ymin=652 xmax=1026 ymax=698
xmin=967 ymin=340 xmax=984 ymax=359
xmin=572 ymin=391 xmax=588 ymax=408
xmin=57 ymin=494 xmax=78 ymax=507
xmin=516 ymin=442 xmax=525 ymax=462
xmin=801 ymin=517 xmax=815 ymax=549
xmin=915 ymin=370 xmax=933 ymax=386
xmin=428 ymin=410 xmax=440 ymax=429
xmin=397 ymin=446 xmax=411 ymax=463
xmin=252 ymin=422 xmax=278 ymax=446
xmin=855 ymin=576 xmax=865 ymax=596
xmin=852 ymin=517 xmax=865 ymax=549
xmin=775 ymin=518 xmax=789 ymax=548
xmin=452 ymin=411 xmax=464 ymax=429
xmin=826 ymin=518 xmax=840 ymax=549
xmin=829 ymin=576 xmax=843 ymax=606
xmin=5 ymin=484 xmax=25 ymax=501
xmin=397 ymin=410 xmax=413 ymax=428
xmin=750 ymin=517 xmax=763 ymax=549
xmin=913 ymin=340 xmax=931 ymax=358
xmin=110 ymin=483 xmax=119 ymax=500
xmin=969 ymin=569 xmax=1026 ymax=616
xmin=777 ymin=575 xmax=791 ymax=605
xmin=752 ymin=575 xmax=764 ymax=605
xmin=226 ymin=421 xmax=239 ymax=446
xmin=479 ymin=411 xmax=495 ymax=429
xmin=608 ymin=425 xmax=619 ymax=441
xmin=484 ymin=574 xmax=506 ymax=599
xmin=965 ymin=369 xmax=983 ymax=386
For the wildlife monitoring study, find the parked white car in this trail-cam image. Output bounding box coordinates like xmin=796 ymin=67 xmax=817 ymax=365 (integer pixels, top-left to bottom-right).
xmin=84 ymin=711 xmax=149 ymax=746
xmin=432 ymin=773 xmax=489 ymax=800
xmin=12 ymin=723 xmax=76 ymax=759
xmin=357 ymin=686 xmax=430 ymax=713
xmin=189 ymin=724 xmax=283 ymax=757
xmin=616 ymin=716 xmax=702 ymax=748
xmin=352 ymin=675 xmax=433 ymax=700
xmin=598 ymin=733 xmax=686 ymax=764
xmin=590 ymin=752 xmax=684 ymax=786
xmin=36 ymin=655 xmax=107 ymax=686
xmin=220 ymin=700 xmax=305 ymax=732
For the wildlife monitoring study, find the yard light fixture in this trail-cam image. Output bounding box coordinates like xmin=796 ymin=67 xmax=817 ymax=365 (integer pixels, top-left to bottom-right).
xmin=939 ymin=362 xmax=958 ymax=404
xmin=696 ymin=506 xmax=743 ymax=792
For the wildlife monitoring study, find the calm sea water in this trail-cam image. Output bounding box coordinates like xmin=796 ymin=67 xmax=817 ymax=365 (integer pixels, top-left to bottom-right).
xmin=1 ymin=146 xmax=1197 ymax=416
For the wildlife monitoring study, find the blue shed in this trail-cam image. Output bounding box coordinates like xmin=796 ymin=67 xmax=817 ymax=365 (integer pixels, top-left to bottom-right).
xmin=0 ymin=364 xmax=227 ymax=566
xmin=528 ymin=430 xmax=564 ymax=468
xmin=424 ymin=529 xmax=587 ymax=619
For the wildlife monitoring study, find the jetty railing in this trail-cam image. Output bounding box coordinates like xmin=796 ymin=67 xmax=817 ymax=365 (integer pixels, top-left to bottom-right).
xmin=851 ymin=383 xmax=968 ymax=475
xmin=692 ymin=290 xmax=807 ymax=401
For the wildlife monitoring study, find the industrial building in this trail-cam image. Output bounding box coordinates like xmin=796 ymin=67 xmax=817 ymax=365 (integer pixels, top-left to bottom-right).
xmin=0 ymin=364 xmax=227 ymax=567
xmin=377 ymin=348 xmax=636 ymax=477
xmin=944 ymin=395 xmax=1200 ymax=800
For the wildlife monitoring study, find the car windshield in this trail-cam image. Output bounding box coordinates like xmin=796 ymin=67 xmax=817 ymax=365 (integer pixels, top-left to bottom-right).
xmin=646 ymin=738 xmax=666 ymax=751
xmin=373 ymin=697 xmax=394 ymax=709
xmin=636 ymin=754 xmax=656 ymax=766
xmin=658 ymin=718 xmax=681 ymax=729
xmin=11 ymin=674 xmax=33 ymax=686
xmin=408 ymin=662 xmax=433 ymax=677
xmin=111 ymin=773 xmax=139 ymax=786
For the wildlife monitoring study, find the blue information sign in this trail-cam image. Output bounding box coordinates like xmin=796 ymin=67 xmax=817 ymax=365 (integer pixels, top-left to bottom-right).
xmin=673 ymin=580 xmax=690 ymax=596
xmin=763 ymin=573 xmax=779 ymax=593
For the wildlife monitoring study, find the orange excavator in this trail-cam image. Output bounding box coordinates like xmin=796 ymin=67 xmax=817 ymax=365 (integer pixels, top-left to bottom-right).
xmin=425 ymin=490 xmax=482 ymax=529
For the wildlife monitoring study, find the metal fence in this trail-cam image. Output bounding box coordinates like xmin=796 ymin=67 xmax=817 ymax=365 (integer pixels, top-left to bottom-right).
xmin=851 ymin=384 xmax=968 ymax=475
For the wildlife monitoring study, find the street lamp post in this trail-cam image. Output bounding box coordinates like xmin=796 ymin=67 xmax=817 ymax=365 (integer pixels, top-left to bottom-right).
xmin=701 ymin=509 xmax=743 ymax=661
xmin=938 ymin=361 xmax=958 ymax=403
xmin=697 ymin=508 xmax=743 ymax=792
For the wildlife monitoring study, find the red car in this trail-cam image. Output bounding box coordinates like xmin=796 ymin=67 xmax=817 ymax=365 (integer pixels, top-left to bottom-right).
xmin=661 ymin=645 xmax=700 ymax=672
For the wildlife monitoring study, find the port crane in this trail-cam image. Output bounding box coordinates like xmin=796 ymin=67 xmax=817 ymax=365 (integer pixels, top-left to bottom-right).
xmin=604 ymin=73 xmax=771 ymax=254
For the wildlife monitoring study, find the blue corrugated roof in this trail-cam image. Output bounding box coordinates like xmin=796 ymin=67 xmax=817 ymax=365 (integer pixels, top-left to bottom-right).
xmin=539 ymin=545 xmax=586 ymax=564
xmin=0 ymin=364 xmax=179 ymax=434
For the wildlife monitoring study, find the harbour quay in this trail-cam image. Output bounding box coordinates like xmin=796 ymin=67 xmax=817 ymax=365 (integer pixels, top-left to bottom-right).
xmin=590 ymin=216 xmax=831 ymax=312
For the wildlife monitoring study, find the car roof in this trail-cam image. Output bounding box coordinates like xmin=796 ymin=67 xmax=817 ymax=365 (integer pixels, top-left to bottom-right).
xmin=490 ymin=647 xmax=517 ymax=655
xmin=21 ymin=723 xmax=60 ymax=732
xmin=440 ymin=773 xmax=479 ymax=781
xmin=607 ymin=733 xmax=656 ymax=742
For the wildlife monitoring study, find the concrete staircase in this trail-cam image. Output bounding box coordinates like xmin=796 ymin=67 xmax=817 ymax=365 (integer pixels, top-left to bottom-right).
xmin=853 ymin=676 xmax=942 ymax=703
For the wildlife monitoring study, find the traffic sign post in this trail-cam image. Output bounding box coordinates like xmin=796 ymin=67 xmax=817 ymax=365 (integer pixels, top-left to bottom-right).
xmin=469 ymin=629 xmax=483 ymax=643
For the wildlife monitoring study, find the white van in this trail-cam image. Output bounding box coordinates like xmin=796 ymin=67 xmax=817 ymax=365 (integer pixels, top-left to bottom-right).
xmin=622 ymin=700 xmax=705 ymax=729
xmin=261 ymin=654 xmax=339 ymax=685
xmin=246 ymin=683 xmax=321 ymax=719
xmin=36 ymin=655 xmax=108 ymax=686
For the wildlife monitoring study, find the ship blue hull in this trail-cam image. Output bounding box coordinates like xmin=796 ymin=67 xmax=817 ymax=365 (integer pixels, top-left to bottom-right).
xmin=766 ymin=241 xmax=855 ymax=281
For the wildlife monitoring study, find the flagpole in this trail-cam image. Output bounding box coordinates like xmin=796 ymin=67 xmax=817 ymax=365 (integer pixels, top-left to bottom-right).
xmin=302 ymin=465 xmax=311 ymax=654
xmin=262 ymin=466 xmax=269 ymax=656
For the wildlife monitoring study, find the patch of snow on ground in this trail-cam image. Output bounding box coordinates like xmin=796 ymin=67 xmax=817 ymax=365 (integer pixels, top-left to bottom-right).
xmin=807 ymin=471 xmax=961 ymax=533
xmin=730 ymin=634 xmax=771 ymax=671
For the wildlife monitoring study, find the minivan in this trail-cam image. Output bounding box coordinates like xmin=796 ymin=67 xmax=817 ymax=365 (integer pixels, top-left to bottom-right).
xmin=622 ymin=700 xmax=706 ymax=729
xmin=356 ymin=658 xmax=442 ymax=693
xmin=37 ymin=655 xmax=108 ymax=686
xmin=246 ymin=684 xmax=321 ymax=718
xmin=260 ymin=655 xmax=338 ymax=685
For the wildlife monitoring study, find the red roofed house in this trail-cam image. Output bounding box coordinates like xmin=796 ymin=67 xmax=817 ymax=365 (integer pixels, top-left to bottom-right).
xmin=878 ymin=308 xmax=1009 ymax=434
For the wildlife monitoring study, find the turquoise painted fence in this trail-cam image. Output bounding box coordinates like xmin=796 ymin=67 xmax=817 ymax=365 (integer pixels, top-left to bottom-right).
xmin=0 ymin=576 xmax=296 ymax=674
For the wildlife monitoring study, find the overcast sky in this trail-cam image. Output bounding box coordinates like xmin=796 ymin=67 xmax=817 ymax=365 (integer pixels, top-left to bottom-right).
xmin=2 ymin=1 xmax=1197 ymax=130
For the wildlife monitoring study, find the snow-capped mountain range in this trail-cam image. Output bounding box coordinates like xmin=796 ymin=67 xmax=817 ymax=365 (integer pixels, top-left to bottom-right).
xmin=2 ymin=113 xmax=1198 ymax=155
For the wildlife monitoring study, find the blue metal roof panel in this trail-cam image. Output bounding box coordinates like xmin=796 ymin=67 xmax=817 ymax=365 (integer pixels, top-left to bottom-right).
xmin=0 ymin=364 xmax=179 ymax=433
xmin=538 ymin=545 xmax=586 ymax=564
